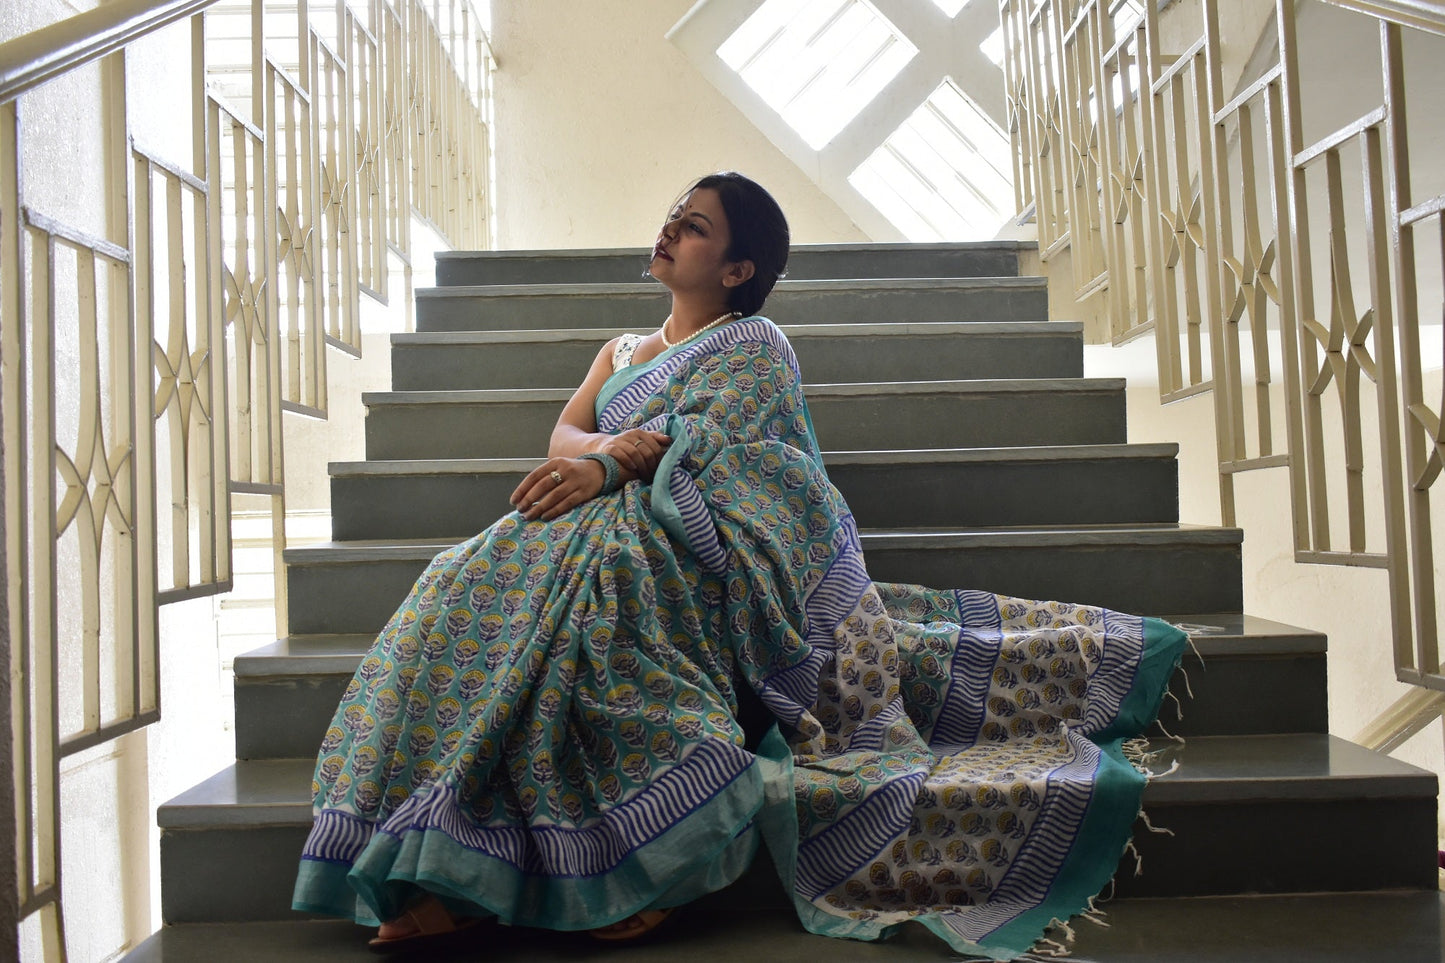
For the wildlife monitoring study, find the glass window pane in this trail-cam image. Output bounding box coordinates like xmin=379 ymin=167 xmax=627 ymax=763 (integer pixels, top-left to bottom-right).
xmin=718 ymin=0 xmax=917 ymax=150
xmin=849 ymin=78 xmax=1013 ymax=240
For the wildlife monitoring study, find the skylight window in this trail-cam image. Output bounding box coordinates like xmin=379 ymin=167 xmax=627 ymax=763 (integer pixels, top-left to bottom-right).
xmin=1108 ymin=1 xmax=1145 ymax=106
xmin=930 ymin=0 xmax=970 ymax=16
xmin=717 ymin=0 xmax=918 ymax=150
xmin=1112 ymin=0 xmax=1145 ymax=36
xmin=848 ymin=79 xmax=1013 ymax=240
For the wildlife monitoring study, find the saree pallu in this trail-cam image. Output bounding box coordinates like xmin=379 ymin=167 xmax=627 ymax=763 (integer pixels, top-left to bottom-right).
xmin=292 ymin=317 xmax=1186 ymax=959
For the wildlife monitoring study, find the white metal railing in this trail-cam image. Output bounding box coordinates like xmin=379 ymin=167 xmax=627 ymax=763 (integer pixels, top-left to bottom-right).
xmin=0 ymin=0 xmax=493 ymax=955
xmin=1001 ymin=0 xmax=1445 ymax=711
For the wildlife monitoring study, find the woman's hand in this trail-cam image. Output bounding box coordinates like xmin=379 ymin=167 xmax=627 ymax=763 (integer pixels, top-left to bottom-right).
xmin=597 ymin=429 xmax=672 ymax=481
xmin=510 ymin=457 xmax=607 ymax=522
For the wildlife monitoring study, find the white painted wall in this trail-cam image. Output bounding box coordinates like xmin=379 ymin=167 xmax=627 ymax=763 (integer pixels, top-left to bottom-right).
xmin=488 ymin=0 xmax=869 ymax=251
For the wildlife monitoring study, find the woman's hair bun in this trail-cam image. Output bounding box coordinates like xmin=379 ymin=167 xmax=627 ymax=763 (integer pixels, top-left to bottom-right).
xmin=690 ymin=172 xmax=790 ymax=317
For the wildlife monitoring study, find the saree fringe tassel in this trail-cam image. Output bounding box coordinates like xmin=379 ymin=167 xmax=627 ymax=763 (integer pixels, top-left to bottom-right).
xmin=1022 ymin=713 xmax=1186 ymax=959
xmin=1138 ymin=808 xmax=1176 ymax=837
xmin=1082 ymin=895 xmax=1111 ymax=927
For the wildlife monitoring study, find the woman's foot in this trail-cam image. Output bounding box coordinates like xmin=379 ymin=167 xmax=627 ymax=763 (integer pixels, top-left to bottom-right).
xmin=369 ymin=895 xmax=480 ymax=950
xmin=589 ymin=907 xmax=674 ymax=941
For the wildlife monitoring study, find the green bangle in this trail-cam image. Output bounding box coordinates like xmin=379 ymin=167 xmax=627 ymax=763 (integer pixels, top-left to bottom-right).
xmin=578 ymin=452 xmax=621 ymax=494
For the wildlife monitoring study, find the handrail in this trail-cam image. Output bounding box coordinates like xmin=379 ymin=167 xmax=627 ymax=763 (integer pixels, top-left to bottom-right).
xmin=1324 ymin=0 xmax=1445 ymax=36
xmin=2 ymin=1 xmax=495 ymax=956
xmin=0 ymin=0 xmax=222 ymax=105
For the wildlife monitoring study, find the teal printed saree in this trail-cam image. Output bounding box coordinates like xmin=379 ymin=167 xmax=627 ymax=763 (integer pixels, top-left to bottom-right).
xmin=292 ymin=317 xmax=1187 ymax=959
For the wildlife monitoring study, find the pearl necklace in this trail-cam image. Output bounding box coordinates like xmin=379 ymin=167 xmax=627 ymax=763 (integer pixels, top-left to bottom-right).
xmin=660 ymin=311 xmax=739 ymax=348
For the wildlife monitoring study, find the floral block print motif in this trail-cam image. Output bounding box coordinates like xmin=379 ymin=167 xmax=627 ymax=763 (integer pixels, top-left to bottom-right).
xmin=293 ymin=317 xmax=1186 ymax=959
xmin=778 ymin=583 xmax=1181 ymax=956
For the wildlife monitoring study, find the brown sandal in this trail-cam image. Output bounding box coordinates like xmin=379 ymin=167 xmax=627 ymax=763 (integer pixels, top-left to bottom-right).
xmin=368 ymin=895 xmax=481 ymax=951
xmin=589 ymin=907 xmax=675 ymax=941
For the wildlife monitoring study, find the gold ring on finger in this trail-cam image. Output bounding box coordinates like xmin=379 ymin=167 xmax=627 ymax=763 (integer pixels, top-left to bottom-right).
xmin=550 ymin=470 xmax=564 ymax=484
xmin=633 ymin=439 xmax=644 ymax=447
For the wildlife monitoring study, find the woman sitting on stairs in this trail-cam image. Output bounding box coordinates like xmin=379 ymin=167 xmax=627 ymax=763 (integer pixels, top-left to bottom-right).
xmin=291 ymin=171 xmax=1187 ymax=959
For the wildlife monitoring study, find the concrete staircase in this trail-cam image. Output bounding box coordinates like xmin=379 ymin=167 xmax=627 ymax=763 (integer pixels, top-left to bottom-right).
xmin=127 ymin=242 xmax=1442 ymax=960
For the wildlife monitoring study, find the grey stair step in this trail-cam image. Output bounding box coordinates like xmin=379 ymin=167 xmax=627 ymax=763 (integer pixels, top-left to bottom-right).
xmin=328 ymin=444 xmax=1180 ymax=540
xmin=157 ymin=760 xmax=316 ymax=924
xmin=854 ymin=524 xmax=1242 ymax=616
xmin=389 ymin=321 xmax=1085 ymax=390
xmin=414 ymin=277 xmax=1049 ymax=331
xmin=361 ymin=378 xmax=1127 ymax=460
xmin=1071 ymin=892 xmax=1445 ymax=962
xmin=153 ymin=734 xmax=1438 ymax=922
xmin=1153 ymin=613 xmax=1327 ymax=738
xmin=233 ymin=634 xmax=374 ymax=759
xmin=120 ymin=891 xmax=1445 ymax=962
xmin=1117 ymin=733 xmax=1439 ymax=897
xmin=233 ymin=614 xmax=1321 ymax=761
xmin=822 ymin=444 xmax=1177 ymax=531
xmin=434 ymin=240 xmax=1033 ymax=286
xmin=282 ymin=525 xmax=1241 ymax=636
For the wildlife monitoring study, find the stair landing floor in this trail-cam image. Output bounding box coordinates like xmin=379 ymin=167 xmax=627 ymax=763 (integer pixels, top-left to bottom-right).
xmin=125 ymin=890 xmax=1445 ymax=961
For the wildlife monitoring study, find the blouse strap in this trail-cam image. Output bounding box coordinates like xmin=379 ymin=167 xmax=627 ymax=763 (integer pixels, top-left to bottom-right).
xmin=611 ymin=332 xmax=645 ymax=372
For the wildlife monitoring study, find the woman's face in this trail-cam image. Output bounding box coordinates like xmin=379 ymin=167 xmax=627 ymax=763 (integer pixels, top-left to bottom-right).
xmin=650 ymin=188 xmax=737 ymax=302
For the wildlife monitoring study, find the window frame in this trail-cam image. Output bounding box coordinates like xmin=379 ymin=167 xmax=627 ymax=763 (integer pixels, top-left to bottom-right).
xmin=667 ymin=0 xmax=1011 ymax=240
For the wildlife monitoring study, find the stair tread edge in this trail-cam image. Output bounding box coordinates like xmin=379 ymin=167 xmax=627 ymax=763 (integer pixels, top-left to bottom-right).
xmin=157 ymin=735 xmax=1438 ymax=829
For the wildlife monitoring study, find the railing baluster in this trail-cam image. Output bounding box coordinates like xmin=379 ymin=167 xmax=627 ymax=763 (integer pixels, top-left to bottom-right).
xmin=1 ymin=101 xmax=26 ymax=921
xmin=75 ymin=242 xmax=103 ymax=736
xmin=32 ymin=221 xmax=61 ymax=940
xmin=1382 ymin=19 xmax=1442 ymax=687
